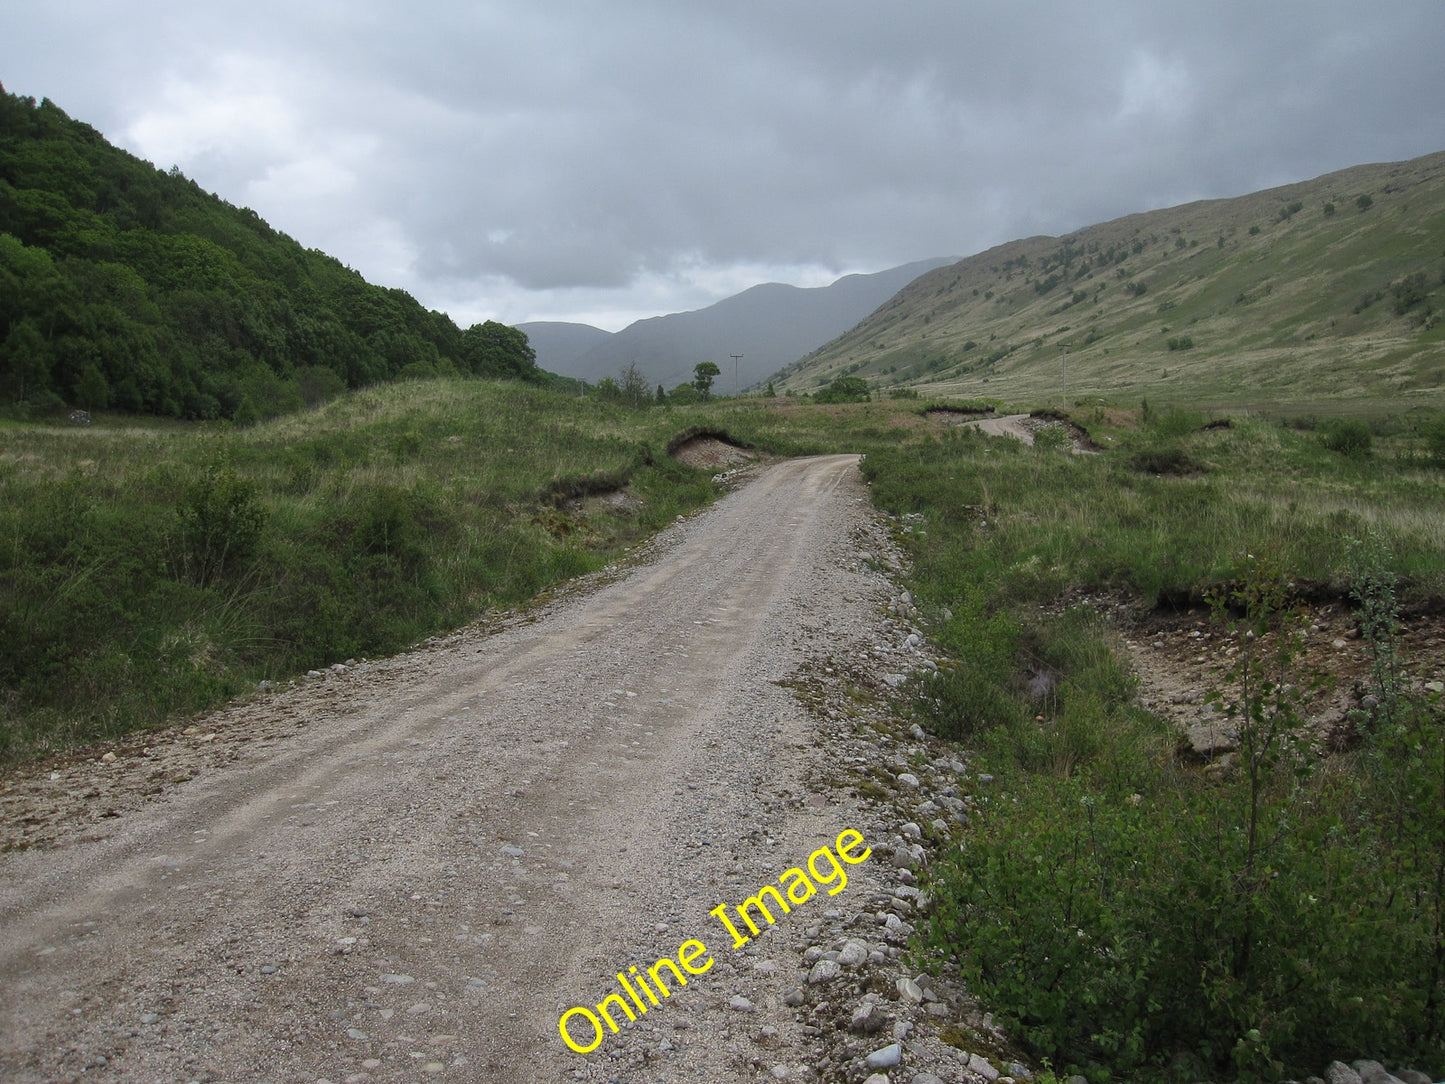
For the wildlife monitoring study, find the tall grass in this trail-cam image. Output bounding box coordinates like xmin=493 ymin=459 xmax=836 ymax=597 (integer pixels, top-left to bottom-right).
xmin=0 ymin=383 xmax=825 ymax=760
xmin=863 ymin=413 xmax=1445 ymax=612
xmin=0 ymin=385 xmax=949 ymax=762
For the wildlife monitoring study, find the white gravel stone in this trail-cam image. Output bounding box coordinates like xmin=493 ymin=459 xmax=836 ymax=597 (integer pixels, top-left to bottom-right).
xmin=865 ymin=1042 xmax=903 ymax=1069
xmin=807 ymin=959 xmax=842 ymax=984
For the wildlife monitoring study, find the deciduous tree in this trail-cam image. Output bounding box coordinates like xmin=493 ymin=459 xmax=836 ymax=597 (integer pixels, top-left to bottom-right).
xmin=692 ymin=360 xmax=720 ymax=399
xmin=460 ymin=320 xmax=543 ymax=382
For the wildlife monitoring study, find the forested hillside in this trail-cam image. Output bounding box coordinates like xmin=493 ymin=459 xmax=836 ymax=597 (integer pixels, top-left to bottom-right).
xmin=0 ymin=86 xmax=542 ymax=420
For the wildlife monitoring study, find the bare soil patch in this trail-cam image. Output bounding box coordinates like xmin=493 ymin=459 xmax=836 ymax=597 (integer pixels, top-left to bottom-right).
xmin=957 ymin=412 xmax=1097 ymax=453
xmin=1019 ymin=413 xmax=1099 ymax=452
xmin=668 ymin=433 xmax=757 ymax=469
xmin=1118 ymin=601 xmax=1445 ymax=759
xmin=923 ymin=405 xmax=994 ymax=422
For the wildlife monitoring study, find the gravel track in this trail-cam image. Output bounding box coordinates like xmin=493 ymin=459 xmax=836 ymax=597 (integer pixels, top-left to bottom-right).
xmin=0 ymin=454 xmax=929 ymax=1084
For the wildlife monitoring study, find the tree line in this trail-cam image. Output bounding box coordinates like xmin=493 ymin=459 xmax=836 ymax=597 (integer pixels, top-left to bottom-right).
xmin=0 ymin=86 xmax=545 ymax=421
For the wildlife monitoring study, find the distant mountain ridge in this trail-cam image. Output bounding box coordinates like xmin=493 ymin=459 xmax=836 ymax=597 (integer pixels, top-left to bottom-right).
xmin=515 ymin=322 xmax=615 ymax=374
xmin=521 ymin=257 xmax=953 ymax=392
xmin=774 ymin=151 xmax=1445 ymax=410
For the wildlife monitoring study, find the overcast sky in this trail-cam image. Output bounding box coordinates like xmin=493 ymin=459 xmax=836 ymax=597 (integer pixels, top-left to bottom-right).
xmin=4 ymin=2 xmax=1444 ymax=332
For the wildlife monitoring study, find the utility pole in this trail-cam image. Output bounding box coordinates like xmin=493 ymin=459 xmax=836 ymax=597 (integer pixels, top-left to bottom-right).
xmin=731 ymin=354 xmax=743 ymax=396
xmin=1061 ymin=345 xmax=1070 ymax=404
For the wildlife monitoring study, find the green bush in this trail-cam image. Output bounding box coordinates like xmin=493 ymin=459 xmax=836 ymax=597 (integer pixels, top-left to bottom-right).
xmin=175 ymin=463 xmax=268 ymax=586
xmin=1319 ymin=418 xmax=1374 ymax=457
xmin=1127 ymin=444 xmax=1200 ymax=475
xmin=914 ymin=600 xmax=1023 ymax=740
xmin=915 ymin=664 xmax=1021 ymax=740
xmin=815 ymin=375 xmax=871 ymax=404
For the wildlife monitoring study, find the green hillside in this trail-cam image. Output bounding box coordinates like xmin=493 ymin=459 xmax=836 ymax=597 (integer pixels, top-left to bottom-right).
xmin=0 ymin=87 xmax=544 ymax=421
xmin=777 ymin=151 xmax=1445 ymax=414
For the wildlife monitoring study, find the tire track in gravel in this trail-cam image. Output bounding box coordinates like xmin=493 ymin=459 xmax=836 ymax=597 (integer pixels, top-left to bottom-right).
xmin=0 ymin=453 xmax=916 ymax=1084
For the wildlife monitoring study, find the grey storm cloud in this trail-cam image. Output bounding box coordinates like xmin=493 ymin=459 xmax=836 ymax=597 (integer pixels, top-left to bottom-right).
xmin=3 ymin=0 xmax=1444 ymax=328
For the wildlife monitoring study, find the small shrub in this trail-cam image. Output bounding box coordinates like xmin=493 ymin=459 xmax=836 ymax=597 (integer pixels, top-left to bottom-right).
xmin=1421 ymin=413 xmax=1445 ymax=466
xmin=815 ymin=375 xmax=871 ymax=404
xmin=914 ymin=601 xmax=1022 ymax=739
xmin=175 ymin=465 xmax=267 ymax=586
xmin=617 ymin=362 xmax=653 ymax=408
xmin=915 ymin=663 xmax=1022 ymax=740
xmin=1127 ymin=444 xmax=1200 ymax=475
xmin=1319 ymin=418 xmax=1374 ymax=458
xmin=1392 ymin=272 xmax=1431 ymax=316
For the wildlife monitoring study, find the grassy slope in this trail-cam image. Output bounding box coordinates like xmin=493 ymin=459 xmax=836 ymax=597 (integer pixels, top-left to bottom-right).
xmin=778 ymin=151 xmax=1445 ymax=414
xmin=0 ymin=383 xmax=850 ymax=760
xmin=1 ymin=384 xmax=975 ymax=762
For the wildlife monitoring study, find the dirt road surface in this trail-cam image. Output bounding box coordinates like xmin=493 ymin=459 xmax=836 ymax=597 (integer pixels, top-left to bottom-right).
xmin=1 ymin=455 xmax=927 ymax=1084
